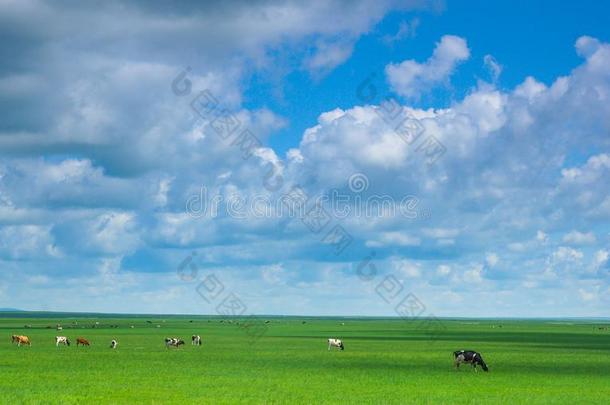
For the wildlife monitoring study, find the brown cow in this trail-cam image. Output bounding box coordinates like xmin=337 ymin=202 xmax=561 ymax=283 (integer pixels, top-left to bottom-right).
xmin=76 ymin=337 xmax=90 ymax=346
xmin=11 ymin=335 xmax=31 ymax=346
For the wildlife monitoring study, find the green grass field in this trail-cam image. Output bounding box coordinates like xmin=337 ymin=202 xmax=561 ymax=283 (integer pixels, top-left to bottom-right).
xmin=1 ymin=314 xmax=609 ymax=404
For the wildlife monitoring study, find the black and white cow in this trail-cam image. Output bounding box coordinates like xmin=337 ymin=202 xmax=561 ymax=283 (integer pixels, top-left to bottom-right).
xmin=164 ymin=337 xmax=185 ymax=348
xmin=327 ymin=338 xmax=344 ymax=351
xmin=55 ymin=336 xmax=70 ymax=346
xmin=192 ymin=335 xmax=202 ymax=346
xmin=453 ymin=350 xmax=489 ymax=372
xmin=110 ymin=339 xmax=118 ymax=349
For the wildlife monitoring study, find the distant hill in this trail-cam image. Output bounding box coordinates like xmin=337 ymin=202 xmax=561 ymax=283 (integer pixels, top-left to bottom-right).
xmin=0 ymin=308 xmax=24 ymax=312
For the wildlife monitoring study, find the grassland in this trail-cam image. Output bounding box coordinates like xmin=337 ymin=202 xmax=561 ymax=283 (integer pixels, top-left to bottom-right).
xmin=1 ymin=313 xmax=609 ymax=404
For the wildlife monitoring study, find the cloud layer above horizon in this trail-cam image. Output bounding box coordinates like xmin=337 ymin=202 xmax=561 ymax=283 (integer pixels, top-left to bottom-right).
xmin=0 ymin=0 xmax=609 ymax=317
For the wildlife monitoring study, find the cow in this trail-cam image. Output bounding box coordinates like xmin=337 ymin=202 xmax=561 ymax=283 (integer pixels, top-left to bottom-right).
xmin=110 ymin=339 xmax=118 ymax=349
xmin=327 ymin=338 xmax=344 ymax=351
xmin=56 ymin=336 xmax=70 ymax=346
xmin=165 ymin=337 xmax=185 ymax=348
xmin=192 ymin=335 xmax=202 ymax=346
xmin=453 ymin=350 xmax=489 ymax=372
xmin=11 ymin=335 xmax=31 ymax=346
xmin=77 ymin=337 xmax=90 ymax=346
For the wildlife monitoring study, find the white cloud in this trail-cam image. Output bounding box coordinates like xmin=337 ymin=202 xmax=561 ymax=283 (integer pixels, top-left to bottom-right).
xmin=575 ymin=36 xmax=602 ymax=58
xmin=437 ymin=238 xmax=455 ymax=246
xmin=384 ymin=18 xmax=420 ymax=43
xmin=486 ymin=253 xmax=499 ymax=268
xmin=261 ymin=263 xmax=285 ymax=285
xmin=594 ymin=250 xmax=609 ymax=267
xmin=422 ymin=228 xmax=460 ymax=238
xmin=437 ymin=264 xmax=451 ymax=276
xmin=392 ymin=259 xmax=421 ymax=278
xmin=551 ymin=246 xmax=584 ymax=262
xmin=578 ymin=288 xmax=597 ymax=302
xmin=56 ymin=212 xmax=141 ymax=257
xmin=464 ymin=264 xmax=484 ymax=283
xmin=537 ymin=231 xmax=549 ymax=243
xmin=561 ymin=154 xmax=610 ymax=184
xmin=365 ymin=231 xmax=421 ymax=247
xmin=385 ymin=35 xmax=470 ymax=98
xmin=26 ymin=275 xmax=51 ymax=285
xmin=483 ymin=54 xmax=502 ymax=82
xmin=507 ymin=242 xmax=526 ymax=252
xmin=562 ymin=231 xmax=596 ymax=245
xmin=304 ymin=40 xmax=355 ymax=77
xmin=456 ymin=89 xmax=507 ymax=134
xmin=0 ymin=225 xmax=60 ymax=260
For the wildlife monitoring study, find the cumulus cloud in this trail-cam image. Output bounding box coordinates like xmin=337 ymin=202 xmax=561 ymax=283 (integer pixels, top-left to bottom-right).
xmin=385 ymin=35 xmax=470 ymax=98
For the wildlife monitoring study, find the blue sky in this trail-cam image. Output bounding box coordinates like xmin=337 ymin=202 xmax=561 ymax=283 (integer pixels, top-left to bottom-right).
xmin=0 ymin=0 xmax=609 ymax=317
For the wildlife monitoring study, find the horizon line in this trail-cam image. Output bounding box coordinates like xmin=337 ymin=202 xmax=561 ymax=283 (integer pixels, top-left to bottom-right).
xmin=1 ymin=309 xmax=609 ymax=321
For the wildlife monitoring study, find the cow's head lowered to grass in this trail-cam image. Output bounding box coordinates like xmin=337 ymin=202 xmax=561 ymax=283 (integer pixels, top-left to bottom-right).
xmin=453 ymin=350 xmax=488 ymax=372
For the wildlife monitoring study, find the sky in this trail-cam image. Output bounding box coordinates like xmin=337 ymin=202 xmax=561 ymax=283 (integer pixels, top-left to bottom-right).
xmin=0 ymin=0 xmax=609 ymax=317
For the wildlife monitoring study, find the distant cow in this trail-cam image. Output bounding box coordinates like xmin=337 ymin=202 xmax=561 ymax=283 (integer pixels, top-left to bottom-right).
xmin=453 ymin=350 xmax=489 ymax=372
xmin=76 ymin=337 xmax=90 ymax=346
xmin=192 ymin=335 xmax=202 ymax=346
xmin=327 ymin=338 xmax=344 ymax=351
xmin=110 ymin=339 xmax=118 ymax=349
xmin=11 ymin=335 xmax=31 ymax=346
xmin=56 ymin=336 xmax=70 ymax=346
xmin=165 ymin=338 xmax=185 ymax=348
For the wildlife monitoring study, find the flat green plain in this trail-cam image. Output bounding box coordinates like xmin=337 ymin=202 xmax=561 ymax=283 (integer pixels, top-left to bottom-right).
xmin=1 ymin=314 xmax=609 ymax=404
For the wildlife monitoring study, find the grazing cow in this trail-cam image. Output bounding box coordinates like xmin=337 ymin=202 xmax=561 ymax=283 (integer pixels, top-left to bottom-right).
xmin=192 ymin=335 xmax=202 ymax=346
xmin=11 ymin=335 xmax=31 ymax=346
xmin=327 ymin=338 xmax=344 ymax=351
xmin=164 ymin=337 xmax=185 ymax=348
xmin=77 ymin=337 xmax=90 ymax=346
xmin=453 ymin=350 xmax=489 ymax=372
xmin=110 ymin=339 xmax=118 ymax=349
xmin=56 ymin=336 xmax=70 ymax=346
